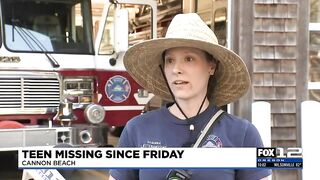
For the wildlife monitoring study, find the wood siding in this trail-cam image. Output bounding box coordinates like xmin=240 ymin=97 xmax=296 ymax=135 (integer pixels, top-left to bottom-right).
xmin=253 ymin=1 xmax=301 ymax=179
xmin=234 ymin=0 xmax=308 ymax=179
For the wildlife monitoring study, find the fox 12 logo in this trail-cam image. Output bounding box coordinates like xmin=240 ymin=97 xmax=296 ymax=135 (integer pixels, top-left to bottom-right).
xmin=256 ymin=147 xmax=303 ymax=168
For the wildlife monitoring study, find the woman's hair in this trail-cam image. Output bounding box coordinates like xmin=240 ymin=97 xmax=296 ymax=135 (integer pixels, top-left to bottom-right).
xmin=204 ymin=51 xmax=217 ymax=64
xmin=205 ymin=52 xmax=219 ymax=104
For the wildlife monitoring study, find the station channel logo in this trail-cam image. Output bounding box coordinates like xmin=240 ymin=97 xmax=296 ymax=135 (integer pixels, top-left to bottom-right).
xmin=256 ymin=147 xmax=303 ymax=168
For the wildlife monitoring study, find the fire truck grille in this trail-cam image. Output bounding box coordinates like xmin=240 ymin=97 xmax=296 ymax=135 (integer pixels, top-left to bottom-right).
xmin=0 ymin=74 xmax=60 ymax=110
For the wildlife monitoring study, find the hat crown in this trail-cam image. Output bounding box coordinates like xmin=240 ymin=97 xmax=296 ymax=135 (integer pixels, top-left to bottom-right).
xmin=165 ymin=13 xmax=218 ymax=45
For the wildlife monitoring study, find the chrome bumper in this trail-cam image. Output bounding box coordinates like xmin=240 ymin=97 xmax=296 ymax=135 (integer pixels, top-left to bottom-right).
xmin=0 ymin=124 xmax=108 ymax=148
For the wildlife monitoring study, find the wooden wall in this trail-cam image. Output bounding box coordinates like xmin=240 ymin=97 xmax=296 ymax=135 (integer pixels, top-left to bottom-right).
xmin=253 ymin=0 xmax=300 ymax=147
xmin=232 ymin=0 xmax=309 ymax=179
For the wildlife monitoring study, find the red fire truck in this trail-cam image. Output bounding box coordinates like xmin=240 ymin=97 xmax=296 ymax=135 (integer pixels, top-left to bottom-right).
xmin=0 ymin=0 xmax=157 ymax=148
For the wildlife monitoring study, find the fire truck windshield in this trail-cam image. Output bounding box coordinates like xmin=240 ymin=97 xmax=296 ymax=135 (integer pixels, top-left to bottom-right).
xmin=0 ymin=0 xmax=94 ymax=54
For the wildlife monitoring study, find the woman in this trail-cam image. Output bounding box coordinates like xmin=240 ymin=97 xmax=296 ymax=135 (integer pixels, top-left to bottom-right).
xmin=109 ymin=13 xmax=271 ymax=180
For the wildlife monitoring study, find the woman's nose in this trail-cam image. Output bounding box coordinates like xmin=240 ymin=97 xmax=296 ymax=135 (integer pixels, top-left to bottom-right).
xmin=172 ymin=60 xmax=183 ymax=74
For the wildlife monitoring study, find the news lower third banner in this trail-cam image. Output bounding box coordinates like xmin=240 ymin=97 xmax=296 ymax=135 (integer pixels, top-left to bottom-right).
xmin=18 ymin=147 xmax=303 ymax=169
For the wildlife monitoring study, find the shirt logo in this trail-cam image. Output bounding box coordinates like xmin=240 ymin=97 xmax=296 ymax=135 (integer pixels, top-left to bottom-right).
xmin=201 ymin=134 xmax=223 ymax=148
xmin=142 ymin=141 xmax=166 ymax=148
xmin=105 ymin=75 xmax=131 ymax=103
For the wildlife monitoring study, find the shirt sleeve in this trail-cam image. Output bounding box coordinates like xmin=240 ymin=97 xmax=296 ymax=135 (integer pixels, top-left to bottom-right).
xmin=109 ymin=124 xmax=139 ymax=180
xmin=242 ymin=122 xmax=264 ymax=147
xmin=236 ymin=122 xmax=272 ymax=180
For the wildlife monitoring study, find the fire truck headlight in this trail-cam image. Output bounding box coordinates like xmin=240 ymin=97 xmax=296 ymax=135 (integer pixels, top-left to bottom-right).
xmin=84 ymin=104 xmax=105 ymax=124
xmin=63 ymin=78 xmax=94 ymax=105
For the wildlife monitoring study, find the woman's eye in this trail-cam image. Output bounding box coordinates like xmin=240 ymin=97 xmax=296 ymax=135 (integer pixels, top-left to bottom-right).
xmin=185 ymin=56 xmax=193 ymax=62
xmin=165 ymin=58 xmax=173 ymax=64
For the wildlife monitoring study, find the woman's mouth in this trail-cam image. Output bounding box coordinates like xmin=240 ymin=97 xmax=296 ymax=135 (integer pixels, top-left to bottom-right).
xmin=173 ymin=80 xmax=189 ymax=85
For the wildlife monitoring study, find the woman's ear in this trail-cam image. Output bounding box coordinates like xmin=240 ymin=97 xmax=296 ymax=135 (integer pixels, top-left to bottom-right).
xmin=209 ymin=61 xmax=216 ymax=75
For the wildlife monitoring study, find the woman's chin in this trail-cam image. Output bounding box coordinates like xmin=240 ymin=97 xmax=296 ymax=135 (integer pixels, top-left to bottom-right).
xmin=173 ymin=94 xmax=194 ymax=101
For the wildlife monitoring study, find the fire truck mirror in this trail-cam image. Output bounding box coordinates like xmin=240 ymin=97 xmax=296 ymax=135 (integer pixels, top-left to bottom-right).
xmin=109 ymin=57 xmax=117 ymax=66
xmin=114 ymin=8 xmax=129 ymax=52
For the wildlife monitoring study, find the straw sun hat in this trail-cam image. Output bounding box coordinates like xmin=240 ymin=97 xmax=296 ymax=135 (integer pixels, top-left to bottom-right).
xmin=124 ymin=13 xmax=250 ymax=107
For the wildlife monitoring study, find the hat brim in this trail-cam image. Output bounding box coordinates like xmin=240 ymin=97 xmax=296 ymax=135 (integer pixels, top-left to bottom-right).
xmin=124 ymin=38 xmax=250 ymax=107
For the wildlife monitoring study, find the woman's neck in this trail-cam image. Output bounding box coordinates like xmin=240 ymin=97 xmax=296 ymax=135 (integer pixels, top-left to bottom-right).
xmin=169 ymin=98 xmax=210 ymax=120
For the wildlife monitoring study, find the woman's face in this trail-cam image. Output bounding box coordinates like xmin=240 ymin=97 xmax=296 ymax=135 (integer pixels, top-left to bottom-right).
xmin=164 ymin=47 xmax=215 ymax=102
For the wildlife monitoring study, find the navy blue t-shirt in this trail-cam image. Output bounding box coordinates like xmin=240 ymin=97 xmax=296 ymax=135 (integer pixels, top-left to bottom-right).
xmin=110 ymin=105 xmax=271 ymax=180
